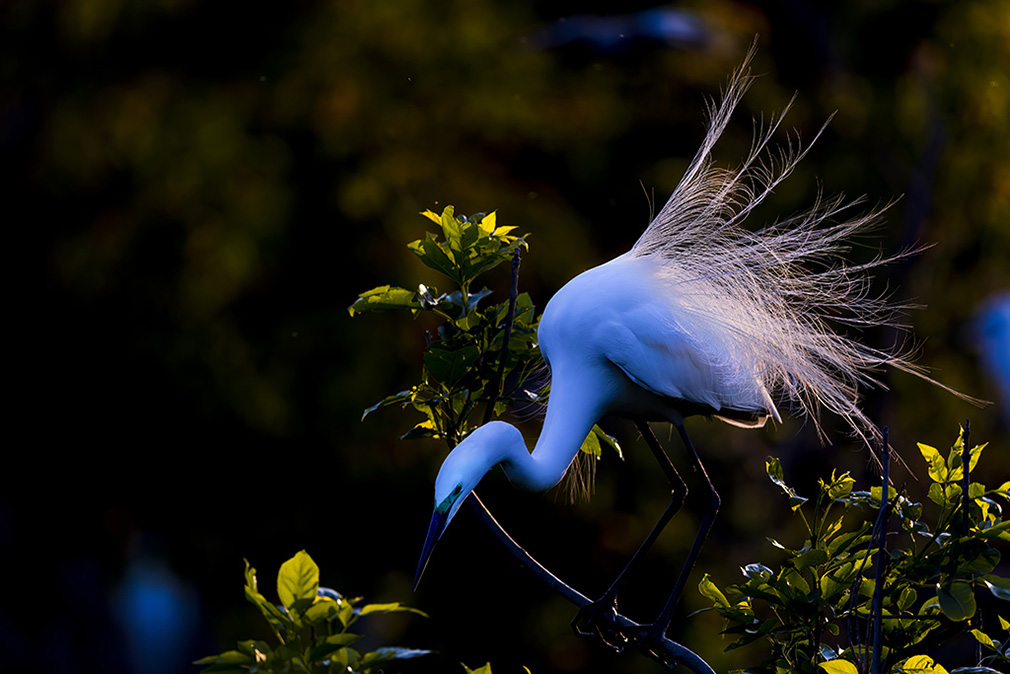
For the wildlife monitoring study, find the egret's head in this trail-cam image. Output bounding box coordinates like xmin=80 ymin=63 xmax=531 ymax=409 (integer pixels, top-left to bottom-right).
xmin=413 ymin=422 xmax=521 ymax=589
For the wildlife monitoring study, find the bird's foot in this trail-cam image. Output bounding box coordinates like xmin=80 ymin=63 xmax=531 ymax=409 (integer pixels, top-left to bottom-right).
xmin=571 ymin=594 xmax=627 ymax=652
xmin=630 ymin=620 xmax=679 ymax=669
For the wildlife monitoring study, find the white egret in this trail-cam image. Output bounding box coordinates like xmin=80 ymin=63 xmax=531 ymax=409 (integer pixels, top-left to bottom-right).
xmin=414 ymin=50 xmax=971 ymax=649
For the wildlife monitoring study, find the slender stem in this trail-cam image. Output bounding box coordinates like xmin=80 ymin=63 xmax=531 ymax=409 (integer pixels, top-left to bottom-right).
xmin=961 ymin=419 xmax=979 ymax=665
xmin=961 ymin=419 xmax=971 ymax=538
xmin=483 ymin=248 xmax=521 ymax=425
xmin=871 ymin=426 xmax=889 ymax=674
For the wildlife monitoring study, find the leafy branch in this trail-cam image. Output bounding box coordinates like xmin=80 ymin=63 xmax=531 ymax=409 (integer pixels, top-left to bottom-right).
xmin=350 ymin=205 xmax=619 ymax=455
xmin=196 ymin=551 xmax=429 ymax=674
xmin=699 ymin=427 xmax=1010 ymax=674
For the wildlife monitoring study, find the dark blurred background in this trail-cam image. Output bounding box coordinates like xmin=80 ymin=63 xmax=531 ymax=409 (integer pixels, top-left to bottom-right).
xmin=5 ymin=1 xmax=1009 ymax=673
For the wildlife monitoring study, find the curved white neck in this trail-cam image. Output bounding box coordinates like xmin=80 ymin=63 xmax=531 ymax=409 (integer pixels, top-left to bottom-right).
xmin=500 ymin=377 xmax=602 ymax=492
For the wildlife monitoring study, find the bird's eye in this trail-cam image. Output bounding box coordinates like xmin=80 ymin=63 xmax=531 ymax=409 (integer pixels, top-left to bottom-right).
xmin=452 ymin=484 xmax=462 ymax=496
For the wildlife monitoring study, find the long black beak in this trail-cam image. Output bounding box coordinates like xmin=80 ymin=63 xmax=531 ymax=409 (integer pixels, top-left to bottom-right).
xmin=414 ymin=508 xmax=449 ymax=590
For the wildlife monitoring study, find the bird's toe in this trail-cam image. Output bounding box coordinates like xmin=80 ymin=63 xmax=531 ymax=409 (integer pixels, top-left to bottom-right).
xmin=571 ymin=597 xmax=627 ymax=652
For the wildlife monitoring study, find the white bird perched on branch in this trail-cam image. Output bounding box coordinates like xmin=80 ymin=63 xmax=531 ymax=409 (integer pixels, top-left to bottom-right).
xmin=414 ymin=47 xmax=976 ymax=653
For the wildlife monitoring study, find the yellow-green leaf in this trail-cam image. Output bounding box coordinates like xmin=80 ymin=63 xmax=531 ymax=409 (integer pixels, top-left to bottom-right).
xmin=936 ymin=581 xmax=976 ymax=621
xmin=277 ymin=550 xmax=319 ymax=611
xmin=420 ymin=209 xmax=442 ymax=225
xmin=893 ymin=654 xmax=949 ymax=673
xmin=699 ymin=573 xmax=730 ymax=608
xmin=478 ymin=211 xmax=497 ymax=235
xmin=918 ymin=443 xmax=947 ymax=483
xmin=970 ymin=628 xmax=997 ymax=650
xmin=818 ymin=660 xmax=858 ymax=674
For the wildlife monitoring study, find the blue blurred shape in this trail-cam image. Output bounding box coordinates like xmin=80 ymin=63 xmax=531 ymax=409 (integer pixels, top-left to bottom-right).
xmin=114 ymin=551 xmax=199 ymax=674
xmin=530 ymin=8 xmax=710 ymax=51
xmin=975 ymin=292 xmax=1010 ymax=424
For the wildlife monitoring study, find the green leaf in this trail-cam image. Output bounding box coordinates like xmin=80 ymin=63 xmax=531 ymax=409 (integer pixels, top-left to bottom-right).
xmin=895 ymin=655 xmax=947 ymax=673
xmin=826 ymin=472 xmax=856 ymax=499
xmin=464 ymin=664 xmax=494 ymax=674
xmin=302 ymin=597 xmax=340 ymax=625
xmin=578 ymin=425 xmax=622 ymax=459
xmin=947 ymin=440 xmax=987 ymax=482
xmin=361 ymin=390 xmax=413 ymax=421
xmin=794 ymin=547 xmax=829 ymax=571
xmin=420 ymin=209 xmax=442 ymax=225
xmin=766 ymin=457 xmax=807 ymax=510
xmin=591 ymin=424 xmax=622 ymax=459
xmin=818 ymin=660 xmax=859 ymax=674
xmin=780 ymin=568 xmax=811 ymax=597
xmin=580 ymin=428 xmax=601 ymax=458
xmin=871 ymin=485 xmax=898 ymax=504
xmin=976 ymin=521 xmax=1010 ymax=541
xmin=309 ymin=633 xmax=362 ymax=661
xmin=956 ymin=542 xmax=1000 ymax=575
xmin=400 ymin=419 xmax=440 ymax=440
xmin=423 ymin=344 xmax=480 ymax=387
xmin=243 ymin=561 xmax=295 ymax=633
xmin=919 ymin=443 xmax=948 ymax=483
xmin=278 ymin=550 xmax=319 ymax=612
xmin=408 ymin=238 xmax=458 ymax=280
xmin=970 ymin=628 xmax=998 ymax=651
xmin=980 ymin=576 xmax=1010 ymax=601
xmin=828 ymin=526 xmax=871 ymax=557
xmin=699 ymin=573 xmax=731 ymax=608
xmin=440 ymin=205 xmax=462 ymax=251
xmin=358 ymin=602 xmax=428 ymax=618
xmin=195 ymin=651 xmax=253 ymax=666
xmin=897 ymin=587 xmax=918 ymax=611
xmin=937 ymin=581 xmax=976 ymax=621
xmin=348 ymin=285 xmax=419 ymax=316
xmin=358 ymin=647 xmax=432 ymax=671
xmin=476 ymin=211 xmax=496 ymax=235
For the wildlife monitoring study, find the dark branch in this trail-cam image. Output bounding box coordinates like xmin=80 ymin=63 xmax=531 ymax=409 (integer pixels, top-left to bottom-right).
xmin=871 ymin=426 xmax=889 ymax=674
xmin=482 ymin=248 xmax=522 ymax=426
xmin=467 ymin=494 xmax=716 ymax=674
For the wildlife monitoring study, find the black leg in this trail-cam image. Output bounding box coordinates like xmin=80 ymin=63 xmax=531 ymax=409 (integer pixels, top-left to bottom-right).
xmin=571 ymin=421 xmax=688 ymax=650
xmin=644 ymin=419 xmax=721 ymax=661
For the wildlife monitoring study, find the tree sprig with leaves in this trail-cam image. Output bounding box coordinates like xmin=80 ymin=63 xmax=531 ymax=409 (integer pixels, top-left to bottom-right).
xmin=699 ymin=427 xmax=1010 ymax=674
xmin=196 ymin=551 xmax=430 ymax=674
xmin=350 ymin=205 xmax=619 ymax=456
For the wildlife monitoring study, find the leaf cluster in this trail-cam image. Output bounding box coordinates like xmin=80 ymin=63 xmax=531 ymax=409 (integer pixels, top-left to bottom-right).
xmin=699 ymin=428 xmax=1010 ymax=674
xmin=350 ymin=205 xmax=620 ymax=458
xmin=196 ymin=551 xmax=429 ymax=674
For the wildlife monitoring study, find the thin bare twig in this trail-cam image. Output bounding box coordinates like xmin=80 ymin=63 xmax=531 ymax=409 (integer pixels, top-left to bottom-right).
xmin=483 ymin=248 xmax=522 ymax=426
xmin=871 ymin=426 xmax=890 ymax=674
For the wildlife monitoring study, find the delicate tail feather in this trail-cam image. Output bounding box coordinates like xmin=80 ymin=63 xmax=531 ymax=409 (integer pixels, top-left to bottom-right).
xmin=631 ymin=45 xmax=984 ymax=456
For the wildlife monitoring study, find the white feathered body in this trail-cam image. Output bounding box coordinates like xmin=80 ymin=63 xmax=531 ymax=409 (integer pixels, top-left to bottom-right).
xmin=425 ymin=48 xmax=975 ymax=517
xmin=539 ymin=253 xmax=779 ymax=427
